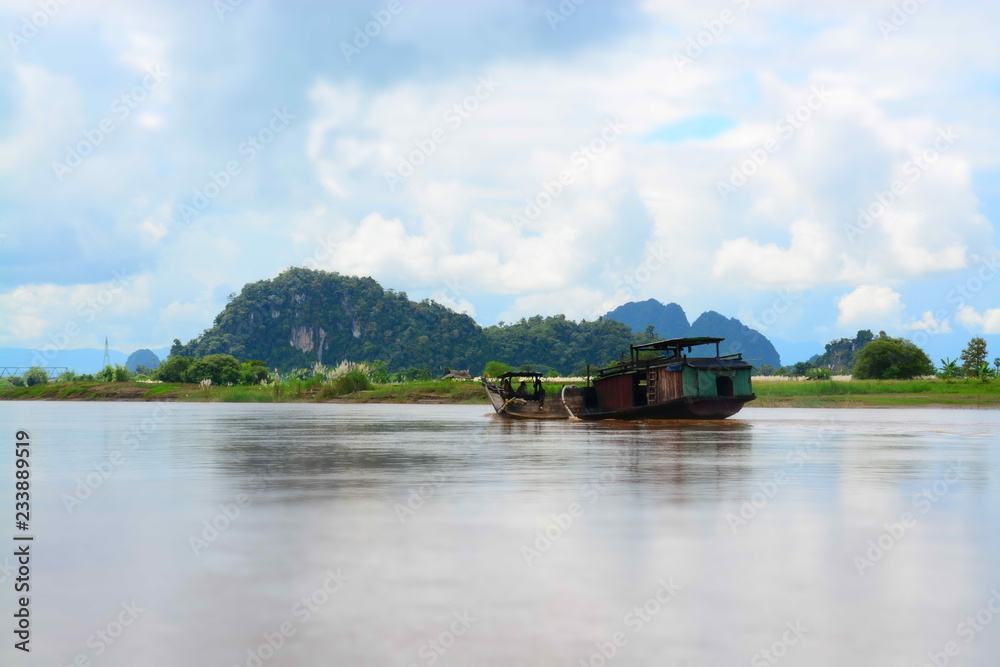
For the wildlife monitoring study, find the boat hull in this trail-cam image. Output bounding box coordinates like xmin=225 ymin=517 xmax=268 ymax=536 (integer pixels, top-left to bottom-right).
xmin=483 ymin=382 xmax=570 ymax=420
xmin=561 ymin=386 xmax=754 ymax=420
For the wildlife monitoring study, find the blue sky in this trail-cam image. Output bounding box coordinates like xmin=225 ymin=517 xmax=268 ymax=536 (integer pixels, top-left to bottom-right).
xmin=1 ymin=0 xmax=998 ymax=365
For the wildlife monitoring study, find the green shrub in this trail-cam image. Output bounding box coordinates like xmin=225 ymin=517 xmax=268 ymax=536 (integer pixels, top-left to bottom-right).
xmin=806 ymin=368 xmax=832 ymax=381
xmin=24 ymin=367 xmax=49 ymax=386
xmin=240 ymin=360 xmax=272 ymax=385
xmin=319 ymin=369 xmax=372 ymax=398
xmin=483 ymin=361 xmax=511 ymax=378
xmin=853 ymin=337 xmax=934 ymax=380
xmin=183 ymin=354 xmax=241 ymax=385
xmin=154 ymin=356 xmax=195 ymax=382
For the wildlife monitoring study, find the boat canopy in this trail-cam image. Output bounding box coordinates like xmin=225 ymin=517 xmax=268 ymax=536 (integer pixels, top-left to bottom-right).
xmin=630 ymin=337 xmax=725 ymax=360
xmin=495 ymin=371 xmax=543 ymax=379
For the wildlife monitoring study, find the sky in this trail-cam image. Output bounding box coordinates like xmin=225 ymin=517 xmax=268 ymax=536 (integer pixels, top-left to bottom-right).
xmin=1 ymin=0 xmax=998 ymax=365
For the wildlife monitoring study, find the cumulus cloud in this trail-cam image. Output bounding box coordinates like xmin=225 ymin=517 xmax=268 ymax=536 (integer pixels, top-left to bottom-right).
xmin=904 ymin=310 xmax=952 ymax=334
xmin=837 ymin=285 xmax=903 ymax=327
xmin=956 ymin=306 xmax=1000 ymax=334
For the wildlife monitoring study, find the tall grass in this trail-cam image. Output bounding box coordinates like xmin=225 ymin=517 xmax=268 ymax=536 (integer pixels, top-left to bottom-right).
xmin=753 ymin=378 xmax=1000 ymax=397
xmin=318 ymin=368 xmax=373 ymax=398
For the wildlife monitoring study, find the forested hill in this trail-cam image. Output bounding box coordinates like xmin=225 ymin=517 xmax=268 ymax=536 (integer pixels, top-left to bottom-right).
xmin=170 ymin=268 xmax=648 ymax=375
xmin=172 ymin=268 xmax=487 ymax=373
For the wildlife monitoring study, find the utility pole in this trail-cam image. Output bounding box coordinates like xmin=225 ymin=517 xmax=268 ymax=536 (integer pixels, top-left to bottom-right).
xmin=103 ymin=337 xmax=111 ymax=369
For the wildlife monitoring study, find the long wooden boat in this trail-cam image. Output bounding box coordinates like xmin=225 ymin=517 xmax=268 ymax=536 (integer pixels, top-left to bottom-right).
xmin=482 ymin=372 xmax=570 ymax=419
xmin=560 ymin=337 xmax=755 ymax=420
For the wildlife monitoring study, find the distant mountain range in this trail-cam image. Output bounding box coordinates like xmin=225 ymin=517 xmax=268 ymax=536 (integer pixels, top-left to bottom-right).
xmin=2 ymin=272 xmax=788 ymax=375
xmin=603 ymin=298 xmax=782 ymax=367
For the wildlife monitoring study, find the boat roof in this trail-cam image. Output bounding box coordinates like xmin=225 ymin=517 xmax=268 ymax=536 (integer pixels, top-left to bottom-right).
xmin=631 ymin=337 xmax=724 ymax=352
xmin=496 ymin=371 xmax=543 ymax=379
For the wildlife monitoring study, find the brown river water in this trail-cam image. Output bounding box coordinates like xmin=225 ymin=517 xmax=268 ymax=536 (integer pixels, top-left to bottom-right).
xmin=2 ymin=402 xmax=998 ymax=666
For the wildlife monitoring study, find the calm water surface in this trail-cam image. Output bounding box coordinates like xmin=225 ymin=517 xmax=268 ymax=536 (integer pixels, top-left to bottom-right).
xmin=2 ymin=402 xmax=999 ymax=666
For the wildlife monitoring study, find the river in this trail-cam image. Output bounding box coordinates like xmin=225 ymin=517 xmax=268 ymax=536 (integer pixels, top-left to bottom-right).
xmin=1 ymin=402 xmax=998 ymax=666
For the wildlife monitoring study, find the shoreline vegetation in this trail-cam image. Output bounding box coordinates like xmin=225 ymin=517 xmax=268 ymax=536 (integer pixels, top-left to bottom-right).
xmin=2 ymin=378 xmax=999 ymax=409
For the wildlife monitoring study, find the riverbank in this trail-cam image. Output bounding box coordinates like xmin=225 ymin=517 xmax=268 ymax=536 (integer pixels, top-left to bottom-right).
xmin=2 ymin=378 xmax=999 ymax=408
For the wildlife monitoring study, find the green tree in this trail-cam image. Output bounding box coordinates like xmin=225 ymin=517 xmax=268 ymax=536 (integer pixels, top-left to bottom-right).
xmin=939 ymin=358 xmax=960 ymax=382
xmin=852 ymin=337 xmax=934 ymax=380
xmin=57 ymin=370 xmax=77 ymax=382
xmin=792 ymin=361 xmax=814 ymax=376
xmin=23 ymin=367 xmax=49 ymax=386
xmin=367 ymin=360 xmax=390 ymax=384
xmin=184 ymin=354 xmax=241 ymax=385
xmin=154 ymin=356 xmax=196 ymax=382
xmin=7 ymin=376 xmax=25 ymax=387
xmin=483 ymin=361 xmax=512 ymax=378
xmin=239 ymin=360 xmax=272 ymax=385
xmin=977 ymin=362 xmax=995 ymax=382
xmin=960 ymin=337 xmax=989 ymax=377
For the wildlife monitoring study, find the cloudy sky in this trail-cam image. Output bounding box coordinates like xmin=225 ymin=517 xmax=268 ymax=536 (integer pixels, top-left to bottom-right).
xmin=1 ymin=0 xmax=998 ymax=363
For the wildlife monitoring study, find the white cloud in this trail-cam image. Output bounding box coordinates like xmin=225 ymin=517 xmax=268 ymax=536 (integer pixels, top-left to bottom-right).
xmin=904 ymin=310 xmax=952 ymax=334
xmin=837 ymin=285 xmax=903 ymax=327
xmin=712 ymin=220 xmax=840 ymax=290
xmin=956 ymin=305 xmax=1000 ymax=334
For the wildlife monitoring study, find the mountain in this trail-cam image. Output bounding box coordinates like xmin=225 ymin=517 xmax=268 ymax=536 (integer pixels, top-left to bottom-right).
xmin=688 ymin=311 xmax=781 ymax=367
xmin=603 ymin=299 xmax=781 ymax=367
xmin=604 ymin=299 xmax=689 ymax=339
xmin=125 ymin=349 xmax=161 ymax=372
xmin=171 ymin=268 xmax=651 ymax=376
xmin=172 ymin=268 xmax=489 ymax=373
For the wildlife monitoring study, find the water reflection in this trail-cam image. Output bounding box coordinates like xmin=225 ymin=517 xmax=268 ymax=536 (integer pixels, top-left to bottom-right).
xmin=3 ymin=402 xmax=999 ymax=667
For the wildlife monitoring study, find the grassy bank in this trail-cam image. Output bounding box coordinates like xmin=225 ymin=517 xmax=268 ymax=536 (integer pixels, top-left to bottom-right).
xmin=0 ymin=379 xmax=493 ymax=404
xmin=2 ymin=378 xmax=998 ymax=408
xmin=751 ymin=378 xmax=1000 ymax=408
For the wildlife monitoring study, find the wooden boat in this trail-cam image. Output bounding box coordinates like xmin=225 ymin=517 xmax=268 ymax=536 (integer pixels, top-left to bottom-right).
xmin=560 ymin=337 xmax=755 ymax=420
xmin=482 ymin=372 xmax=570 ymax=419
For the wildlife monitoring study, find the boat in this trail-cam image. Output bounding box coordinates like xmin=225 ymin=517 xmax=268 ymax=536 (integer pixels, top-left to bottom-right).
xmin=482 ymin=371 xmax=570 ymax=419
xmin=560 ymin=337 xmax=755 ymax=420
